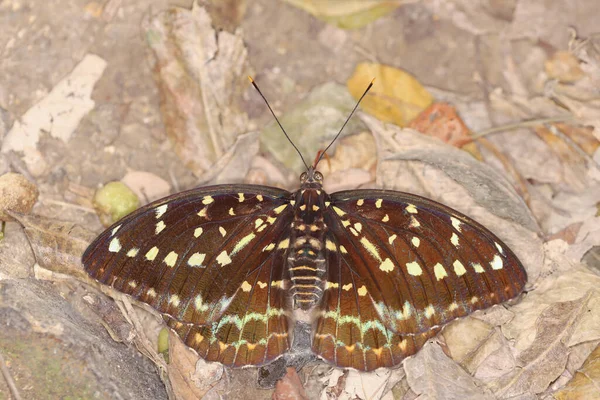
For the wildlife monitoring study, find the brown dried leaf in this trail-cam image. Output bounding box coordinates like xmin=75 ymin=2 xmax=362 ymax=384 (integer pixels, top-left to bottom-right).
xmin=8 ymin=211 xmax=95 ymax=281
xmin=491 ymin=292 xmax=593 ymax=397
xmin=144 ymin=4 xmax=250 ymax=177
xmin=168 ymin=330 xmax=210 ymax=399
xmin=408 ymin=103 xmax=475 ymax=149
xmin=404 ymin=342 xmax=494 ymax=400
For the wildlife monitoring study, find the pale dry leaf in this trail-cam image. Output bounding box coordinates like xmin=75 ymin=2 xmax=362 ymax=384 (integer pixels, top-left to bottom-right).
xmin=362 ymin=114 xmax=544 ymax=284
xmin=490 ymin=292 xmax=594 ymax=397
xmin=567 ymin=216 xmax=600 ymax=262
xmin=553 ymin=342 xmax=600 ymax=400
xmin=404 ymin=341 xmax=494 ymax=400
xmin=168 ymin=330 xmax=209 ymax=399
xmin=121 ymin=171 xmax=171 ymax=203
xmin=340 ymin=368 xmax=393 ymax=400
xmin=144 ymin=4 xmax=250 ymax=177
xmin=503 ymin=266 xmax=600 ymax=354
xmin=472 ymin=330 xmax=518 ymax=382
xmin=423 ymin=0 xmax=512 ymax=36
xmin=443 ymin=316 xmax=494 ymax=367
xmin=196 ymin=131 xmax=260 ymax=185
xmin=1 ymin=54 xmax=107 ymax=155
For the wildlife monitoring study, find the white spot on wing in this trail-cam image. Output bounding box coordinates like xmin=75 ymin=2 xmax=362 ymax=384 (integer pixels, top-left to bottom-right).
xmin=388 ymin=234 xmax=397 ymax=244
xmin=109 ymin=238 xmax=122 ymax=253
xmin=495 ymin=242 xmax=505 ymax=255
xmin=411 ymin=237 xmax=420 ymax=247
xmin=406 ymin=204 xmax=418 ymax=214
xmin=473 ymin=263 xmax=485 ymax=273
xmin=164 ymin=251 xmax=178 ymax=267
xmin=434 ymin=263 xmax=447 ymax=280
xmin=380 ymin=258 xmax=394 ymax=272
xmin=451 ymin=232 xmax=459 ymax=247
xmin=126 ymin=248 xmax=139 ymax=257
xmin=202 ymin=196 xmax=214 ymax=205
xmin=194 ymin=227 xmax=203 ymax=238
xmin=219 ymin=226 xmax=227 ymax=237
xmin=453 ymin=260 xmax=466 ymax=276
xmin=490 ymin=254 xmax=503 ymax=270
xmin=155 ymin=205 xmax=168 ymax=219
xmin=188 ymin=253 xmax=206 ymax=267
xmin=155 ymin=220 xmax=166 ymax=235
xmin=111 ymin=225 xmax=122 ymax=236
xmin=451 ymin=217 xmax=462 ymax=232
xmin=241 ymin=281 xmax=252 ymax=292
xmin=145 ymin=246 xmax=159 ymax=261
xmin=375 ymin=199 xmax=382 ymax=208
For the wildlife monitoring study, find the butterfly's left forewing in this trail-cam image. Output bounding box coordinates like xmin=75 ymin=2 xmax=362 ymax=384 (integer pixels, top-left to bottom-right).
xmin=313 ymin=189 xmax=527 ymax=370
xmin=83 ymin=185 xmax=295 ymax=367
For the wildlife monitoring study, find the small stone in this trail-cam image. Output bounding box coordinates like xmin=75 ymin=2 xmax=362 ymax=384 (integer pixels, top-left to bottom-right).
xmin=0 ymin=172 xmax=39 ymax=221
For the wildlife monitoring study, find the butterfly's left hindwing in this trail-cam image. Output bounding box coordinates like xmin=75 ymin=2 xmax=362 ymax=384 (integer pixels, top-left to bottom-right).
xmin=313 ymin=189 xmax=527 ymax=370
xmin=83 ymin=184 xmax=295 ymax=367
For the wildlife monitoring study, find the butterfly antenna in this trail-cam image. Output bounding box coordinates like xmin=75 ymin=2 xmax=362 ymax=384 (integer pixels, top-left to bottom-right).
xmin=248 ymin=76 xmax=310 ymax=171
xmin=314 ymin=78 xmax=375 ymax=168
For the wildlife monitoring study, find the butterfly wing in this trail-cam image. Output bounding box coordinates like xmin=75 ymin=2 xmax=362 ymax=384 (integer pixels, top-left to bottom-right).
xmin=83 ymin=184 xmax=295 ymax=367
xmin=313 ymin=190 xmax=527 ymax=370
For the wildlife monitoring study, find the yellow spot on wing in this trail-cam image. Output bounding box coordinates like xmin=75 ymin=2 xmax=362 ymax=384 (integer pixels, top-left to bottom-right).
xmin=188 ymin=253 xmax=206 ymax=267
xmin=232 ymin=233 xmax=256 ymax=255
xmin=453 ymin=260 xmax=466 ymax=276
xmin=406 ymin=204 xmax=418 ymax=214
xmin=424 ymin=304 xmax=435 ymax=318
xmin=375 ymin=199 xmax=382 ymax=208
xmin=360 ymin=237 xmax=381 ymax=261
xmin=451 ymin=232 xmax=459 ymax=247
xmin=357 ymin=199 xmax=364 ymax=206
xmin=434 ymin=263 xmax=447 ymax=280
xmin=354 ymin=222 xmax=362 ymax=232
xmin=312 ymin=205 xmax=320 ymax=211
xmin=357 ymin=285 xmax=368 ymax=296
xmin=109 ymin=238 xmax=122 ymax=253
xmin=277 ymin=238 xmax=290 ymax=249
xmin=382 ymin=214 xmax=389 ymax=222
xmin=219 ymin=226 xmax=227 ymax=237
xmin=145 ymin=246 xmax=159 ymax=261
xmin=164 ymin=251 xmax=178 ymax=267
xmin=169 ymin=294 xmax=180 ymax=307
xmin=257 ymin=281 xmax=267 ymax=289
xmin=340 ymin=245 xmax=348 ymax=254
xmin=325 ymin=282 xmax=339 ymax=289
xmin=411 ymin=237 xmax=420 ymax=247
xmin=406 ymin=261 xmax=422 ymax=276
xmin=274 ymin=204 xmax=288 ymax=214
xmin=202 ymin=196 xmax=214 ymax=205
xmin=238 ymin=193 xmax=245 ymax=202
xmin=197 ymin=207 xmax=208 ymax=217
xmin=254 ymin=218 xmax=264 ymax=229
xmin=263 ymin=243 xmax=275 ymax=252
xmin=194 ymin=227 xmax=203 ymax=237
xmin=389 ymin=234 xmax=397 ymax=244
xmin=147 ymin=288 xmax=157 ymax=298
xmin=155 ymin=220 xmax=166 ymax=234
xmin=126 ymin=248 xmax=139 ymax=257
xmin=410 ymin=216 xmax=420 ymax=228
xmin=448 ymin=302 xmax=459 ymax=311
xmin=217 ymin=251 xmax=232 ymax=266
xmin=473 ymin=263 xmax=485 ymax=273
xmin=111 ymin=225 xmax=121 ymax=236
xmin=342 ymin=283 xmax=353 ymax=291
xmin=326 ymin=239 xmax=337 ymax=251
xmin=256 ymin=194 xmax=263 ymax=201
xmin=495 ymin=242 xmax=504 ymax=254
xmin=228 ymin=207 xmax=235 ymax=216
xmin=241 ymin=281 xmax=252 ymax=292
xmin=333 ymin=206 xmax=346 ymax=216
xmin=380 ymin=258 xmax=394 ymax=272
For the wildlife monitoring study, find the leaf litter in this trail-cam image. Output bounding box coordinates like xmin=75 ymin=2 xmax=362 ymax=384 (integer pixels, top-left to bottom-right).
xmin=3 ymin=1 xmax=600 ymax=399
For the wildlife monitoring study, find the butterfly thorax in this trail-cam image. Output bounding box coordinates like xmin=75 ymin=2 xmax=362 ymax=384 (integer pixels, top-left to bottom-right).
xmin=288 ymin=169 xmax=329 ymax=310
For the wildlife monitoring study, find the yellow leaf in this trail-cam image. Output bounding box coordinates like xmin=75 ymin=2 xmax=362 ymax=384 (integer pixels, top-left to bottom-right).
xmin=282 ymin=0 xmax=401 ymax=29
xmin=347 ymin=63 xmax=433 ymax=127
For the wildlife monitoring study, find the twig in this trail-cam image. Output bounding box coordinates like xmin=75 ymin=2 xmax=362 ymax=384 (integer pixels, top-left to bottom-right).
xmin=0 ymin=351 xmax=22 ymax=400
xmin=471 ymin=116 xmax=577 ymax=140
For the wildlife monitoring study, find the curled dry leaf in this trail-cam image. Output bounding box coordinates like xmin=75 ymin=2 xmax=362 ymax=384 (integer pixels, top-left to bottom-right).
xmin=144 ymin=4 xmax=250 ymax=177
xmin=281 ymin=0 xmax=401 ymax=29
xmin=8 ymin=211 xmax=96 ymax=282
xmin=347 ymin=63 xmax=433 ymax=127
xmin=362 ymin=114 xmax=544 ymax=283
xmin=545 ymin=50 xmax=585 ymax=83
xmin=121 ymin=171 xmax=171 ymax=203
xmin=0 ymin=172 xmax=39 ymax=221
xmin=553 ymin=342 xmax=600 ymax=399
xmin=404 ymin=342 xmax=495 ymax=400
xmin=260 ymin=82 xmax=365 ymax=174
xmin=490 ymin=292 xmax=594 ymax=397
xmin=167 ymin=330 xmax=210 ymax=399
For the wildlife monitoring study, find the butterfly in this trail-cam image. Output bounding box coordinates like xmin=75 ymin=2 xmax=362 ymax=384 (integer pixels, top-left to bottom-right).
xmin=82 ymin=78 xmax=527 ymax=371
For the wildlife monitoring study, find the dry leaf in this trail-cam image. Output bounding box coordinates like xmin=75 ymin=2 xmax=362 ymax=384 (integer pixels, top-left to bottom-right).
xmin=545 ymin=51 xmax=585 ymax=83
xmin=273 ymin=367 xmax=308 ymax=400
xmin=144 ymin=4 xmax=251 ymax=177
xmin=281 ymin=0 xmax=401 ymax=29
xmin=168 ymin=330 xmax=210 ymax=399
xmin=8 ymin=211 xmax=96 ymax=281
xmin=553 ymin=342 xmax=600 ymax=399
xmin=491 ymin=293 xmax=593 ymax=397
xmin=348 ymin=63 xmax=433 ymax=127
xmin=404 ymin=342 xmax=495 ymax=400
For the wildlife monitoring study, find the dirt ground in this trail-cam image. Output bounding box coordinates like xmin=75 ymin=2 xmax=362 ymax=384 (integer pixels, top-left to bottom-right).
xmin=1 ymin=0 xmax=600 ymax=399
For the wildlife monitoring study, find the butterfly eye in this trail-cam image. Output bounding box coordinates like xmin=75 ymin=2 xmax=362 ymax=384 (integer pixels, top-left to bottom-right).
xmin=300 ymin=172 xmax=308 ymax=182
xmin=314 ymin=171 xmax=324 ymax=182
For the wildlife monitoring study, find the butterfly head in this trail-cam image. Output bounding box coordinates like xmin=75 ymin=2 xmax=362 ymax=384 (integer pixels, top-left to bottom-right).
xmin=300 ymin=166 xmax=324 ymax=188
